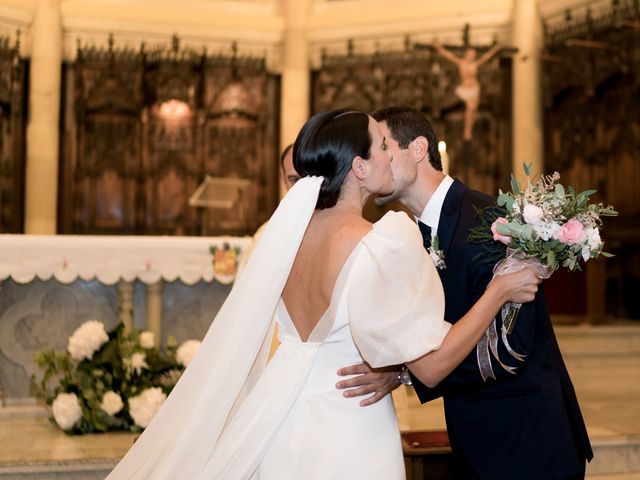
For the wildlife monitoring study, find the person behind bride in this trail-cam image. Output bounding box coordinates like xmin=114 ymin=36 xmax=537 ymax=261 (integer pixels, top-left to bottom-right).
xmin=370 ymin=106 xmax=593 ymax=479
xmin=106 ymin=109 xmax=541 ymax=479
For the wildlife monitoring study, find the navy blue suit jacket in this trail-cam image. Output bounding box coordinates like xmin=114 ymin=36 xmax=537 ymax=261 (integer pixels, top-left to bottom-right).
xmin=411 ymin=179 xmax=593 ymax=479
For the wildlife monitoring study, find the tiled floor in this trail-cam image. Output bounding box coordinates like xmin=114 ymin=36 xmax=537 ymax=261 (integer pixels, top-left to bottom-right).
xmin=0 ymin=406 xmax=134 ymax=465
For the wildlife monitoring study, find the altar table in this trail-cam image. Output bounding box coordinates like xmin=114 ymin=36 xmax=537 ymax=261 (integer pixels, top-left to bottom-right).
xmin=0 ymin=234 xmax=251 ymax=401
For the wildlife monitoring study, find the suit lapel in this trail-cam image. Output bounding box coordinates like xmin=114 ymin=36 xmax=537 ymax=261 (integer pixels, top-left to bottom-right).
xmin=436 ymin=179 xmax=466 ymax=276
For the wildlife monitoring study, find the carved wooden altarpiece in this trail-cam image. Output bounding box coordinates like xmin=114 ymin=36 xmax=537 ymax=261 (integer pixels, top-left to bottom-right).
xmin=0 ymin=35 xmax=25 ymax=233
xmin=59 ymin=37 xmax=279 ymax=236
xmin=312 ymin=34 xmax=513 ymax=206
xmin=543 ymin=1 xmax=640 ymax=319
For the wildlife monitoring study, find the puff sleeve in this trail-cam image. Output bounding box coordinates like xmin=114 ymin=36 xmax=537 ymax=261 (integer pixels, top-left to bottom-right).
xmin=348 ymin=211 xmax=450 ymax=368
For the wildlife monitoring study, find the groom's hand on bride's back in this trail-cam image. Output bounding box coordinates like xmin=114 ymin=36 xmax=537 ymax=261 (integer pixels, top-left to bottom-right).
xmin=335 ymin=363 xmax=401 ymax=406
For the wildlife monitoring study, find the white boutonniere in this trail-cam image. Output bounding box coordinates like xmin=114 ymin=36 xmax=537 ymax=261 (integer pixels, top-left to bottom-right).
xmin=428 ymin=234 xmax=446 ymax=270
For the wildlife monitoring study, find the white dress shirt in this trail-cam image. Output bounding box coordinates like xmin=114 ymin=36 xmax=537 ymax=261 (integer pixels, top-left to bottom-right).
xmin=417 ymin=175 xmax=454 ymax=235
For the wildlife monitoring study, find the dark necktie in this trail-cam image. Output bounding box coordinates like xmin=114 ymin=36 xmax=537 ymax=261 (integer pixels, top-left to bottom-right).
xmin=418 ymin=221 xmax=432 ymax=250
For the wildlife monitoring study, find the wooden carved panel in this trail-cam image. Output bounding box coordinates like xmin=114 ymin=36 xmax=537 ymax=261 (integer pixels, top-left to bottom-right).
xmin=543 ymin=1 xmax=640 ymax=319
xmin=312 ymin=43 xmax=512 ymax=208
xmin=59 ymin=38 xmax=279 ymax=236
xmin=202 ymin=59 xmax=278 ymax=234
xmin=0 ymin=37 xmax=25 ymax=233
xmin=60 ymin=49 xmax=143 ymax=234
xmin=141 ymin=56 xmax=202 ymax=235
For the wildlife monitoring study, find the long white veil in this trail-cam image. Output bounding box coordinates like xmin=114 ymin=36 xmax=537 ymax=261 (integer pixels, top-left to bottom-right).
xmin=106 ymin=176 xmax=324 ymax=479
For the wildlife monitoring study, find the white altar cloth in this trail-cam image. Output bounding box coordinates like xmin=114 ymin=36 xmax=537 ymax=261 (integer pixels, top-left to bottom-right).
xmin=0 ymin=235 xmax=252 ymax=286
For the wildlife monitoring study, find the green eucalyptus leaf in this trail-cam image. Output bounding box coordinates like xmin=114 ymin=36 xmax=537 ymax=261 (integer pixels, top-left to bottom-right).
xmin=546 ymin=251 xmax=555 ymax=267
xmin=520 ymin=224 xmax=533 ymax=240
xmin=507 ymin=222 xmax=524 ymax=235
xmin=511 ymin=174 xmax=520 ymax=194
xmin=579 ymin=189 xmax=596 ymax=198
xmin=505 ymin=196 xmax=515 ymax=212
xmin=495 ymin=223 xmax=510 ymax=235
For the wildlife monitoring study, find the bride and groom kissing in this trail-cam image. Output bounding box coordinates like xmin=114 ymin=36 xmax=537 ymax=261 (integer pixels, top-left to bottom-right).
xmin=107 ymin=107 xmax=592 ymax=479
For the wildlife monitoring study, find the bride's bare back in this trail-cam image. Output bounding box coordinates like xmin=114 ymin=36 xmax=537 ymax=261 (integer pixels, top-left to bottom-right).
xmin=282 ymin=210 xmax=372 ymax=342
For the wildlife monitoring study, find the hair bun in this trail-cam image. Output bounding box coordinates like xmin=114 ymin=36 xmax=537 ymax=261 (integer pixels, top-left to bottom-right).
xmin=293 ymin=109 xmax=371 ymax=209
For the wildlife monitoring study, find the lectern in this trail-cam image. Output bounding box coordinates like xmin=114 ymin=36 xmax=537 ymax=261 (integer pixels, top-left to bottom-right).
xmin=189 ymin=175 xmax=252 ymax=235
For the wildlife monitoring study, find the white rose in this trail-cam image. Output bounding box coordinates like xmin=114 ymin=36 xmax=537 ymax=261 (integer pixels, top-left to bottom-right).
xmin=584 ymin=227 xmax=601 ymax=250
xmin=128 ymin=387 xmax=166 ymax=428
xmin=67 ymin=320 xmax=109 ymax=361
xmin=52 ymin=392 xmax=83 ymax=430
xmin=522 ymin=204 xmax=544 ymax=225
xmin=176 ymin=340 xmax=201 ymax=367
xmin=126 ymin=352 xmax=149 ymax=375
xmin=139 ymin=331 xmax=155 ymax=349
xmin=100 ymin=391 xmax=124 ymax=416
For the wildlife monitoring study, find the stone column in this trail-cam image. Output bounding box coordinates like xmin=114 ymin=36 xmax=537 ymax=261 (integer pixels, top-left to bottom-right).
xmin=118 ymin=280 xmax=134 ymax=332
xmin=511 ymin=0 xmax=543 ymax=182
xmin=279 ymin=0 xmax=311 ymax=197
xmin=146 ymin=281 xmax=163 ymax=347
xmin=24 ymin=0 xmax=62 ymax=234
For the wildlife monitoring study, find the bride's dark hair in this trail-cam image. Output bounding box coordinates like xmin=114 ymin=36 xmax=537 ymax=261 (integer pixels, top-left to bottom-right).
xmin=293 ymin=109 xmax=371 ymax=209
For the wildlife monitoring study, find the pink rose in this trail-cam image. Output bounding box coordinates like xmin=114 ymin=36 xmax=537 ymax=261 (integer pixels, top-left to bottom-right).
xmin=491 ymin=217 xmax=511 ymax=245
xmin=556 ymin=219 xmax=585 ymax=245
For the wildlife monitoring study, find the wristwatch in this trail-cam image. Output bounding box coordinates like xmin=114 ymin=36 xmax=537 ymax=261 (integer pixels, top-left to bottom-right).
xmin=398 ymin=366 xmax=412 ymax=386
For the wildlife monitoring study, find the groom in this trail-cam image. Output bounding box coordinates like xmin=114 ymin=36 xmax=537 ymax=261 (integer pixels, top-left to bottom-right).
xmin=360 ymin=106 xmax=593 ymax=479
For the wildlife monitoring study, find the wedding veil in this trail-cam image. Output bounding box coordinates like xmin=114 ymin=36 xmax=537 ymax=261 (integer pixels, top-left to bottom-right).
xmin=106 ymin=176 xmax=324 ymax=479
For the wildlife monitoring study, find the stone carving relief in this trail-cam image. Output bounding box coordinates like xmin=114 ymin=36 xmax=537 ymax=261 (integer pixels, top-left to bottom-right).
xmin=0 ymin=280 xmax=118 ymax=398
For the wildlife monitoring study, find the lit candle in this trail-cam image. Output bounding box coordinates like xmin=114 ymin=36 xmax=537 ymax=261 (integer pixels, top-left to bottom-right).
xmin=438 ymin=140 xmax=450 ymax=175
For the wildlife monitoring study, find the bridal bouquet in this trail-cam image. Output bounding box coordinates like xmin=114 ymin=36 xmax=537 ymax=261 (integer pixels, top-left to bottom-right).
xmin=471 ymin=163 xmax=617 ymax=333
xmin=31 ymin=320 xmax=201 ymax=434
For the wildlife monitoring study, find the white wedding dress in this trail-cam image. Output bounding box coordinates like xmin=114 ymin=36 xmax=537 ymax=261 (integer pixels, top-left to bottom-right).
xmin=107 ymin=177 xmax=448 ymax=480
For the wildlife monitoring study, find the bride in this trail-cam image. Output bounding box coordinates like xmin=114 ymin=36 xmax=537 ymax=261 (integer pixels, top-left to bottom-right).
xmin=106 ymin=109 xmax=539 ymax=479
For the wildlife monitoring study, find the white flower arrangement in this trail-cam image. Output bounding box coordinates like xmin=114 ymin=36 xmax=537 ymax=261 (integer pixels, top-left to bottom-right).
xmin=52 ymin=392 xmax=83 ymax=430
xmin=67 ymin=320 xmax=109 ymax=361
xmin=100 ymin=391 xmax=124 ymax=416
xmin=33 ymin=322 xmax=190 ymax=434
xmin=176 ymin=340 xmax=201 ymax=367
xmin=128 ymin=387 xmax=167 ymax=428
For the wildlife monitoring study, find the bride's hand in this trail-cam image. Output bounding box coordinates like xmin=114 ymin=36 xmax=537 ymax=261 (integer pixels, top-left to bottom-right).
xmin=489 ymin=267 xmax=541 ymax=304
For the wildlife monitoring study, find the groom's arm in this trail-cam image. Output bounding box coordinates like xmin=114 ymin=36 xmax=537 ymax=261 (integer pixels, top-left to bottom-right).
xmin=413 ymin=245 xmax=541 ymax=403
